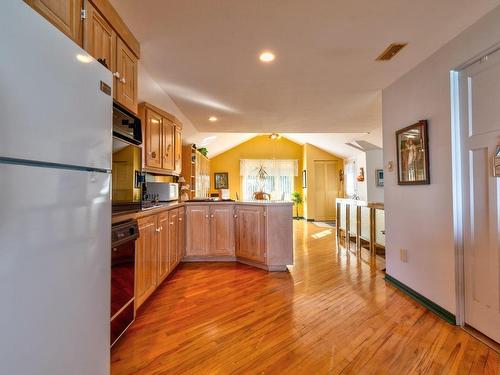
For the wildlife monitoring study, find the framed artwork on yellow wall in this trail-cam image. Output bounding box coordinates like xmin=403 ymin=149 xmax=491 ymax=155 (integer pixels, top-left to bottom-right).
xmin=214 ymin=172 xmax=229 ymax=189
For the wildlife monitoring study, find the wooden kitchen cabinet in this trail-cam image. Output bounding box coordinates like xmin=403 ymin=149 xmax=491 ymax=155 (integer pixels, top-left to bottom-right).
xmin=168 ymin=209 xmax=179 ymax=269
xmin=185 ymin=205 xmax=210 ymax=256
xmin=235 ymin=205 xmax=266 ymax=263
xmin=144 ymin=108 xmax=162 ymax=169
xmin=24 ymin=0 xmax=83 ymax=45
xmin=115 ymin=37 xmax=138 ymax=113
xmin=83 ymin=1 xmax=115 ymax=71
xmin=140 ymin=102 xmax=183 ymax=175
xmin=162 ymin=119 xmax=175 ymax=171
xmin=135 ymin=215 xmax=158 ymax=309
xmin=174 ymin=127 xmax=182 ymax=174
xmin=135 ymin=206 xmax=185 ymax=310
xmin=210 ymin=205 xmax=235 ymax=256
xmin=178 ymin=208 xmax=185 ymax=260
xmin=157 ymin=211 xmax=169 ymax=283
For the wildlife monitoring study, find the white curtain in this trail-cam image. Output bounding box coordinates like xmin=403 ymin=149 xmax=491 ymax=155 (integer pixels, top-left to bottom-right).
xmin=345 ymin=159 xmax=357 ymax=197
xmin=240 ymin=159 xmax=298 ymax=200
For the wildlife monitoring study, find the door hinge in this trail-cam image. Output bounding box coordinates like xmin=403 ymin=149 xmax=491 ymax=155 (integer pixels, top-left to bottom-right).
xmin=81 ymin=9 xmax=87 ymax=20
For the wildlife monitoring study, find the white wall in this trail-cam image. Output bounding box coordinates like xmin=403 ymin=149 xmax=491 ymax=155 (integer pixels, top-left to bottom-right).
xmin=382 ymin=5 xmax=500 ymax=314
xmin=365 ymin=149 xmax=384 ymax=203
xmin=347 ymin=153 xmax=367 ymax=200
xmin=138 ymin=63 xmax=198 ymax=140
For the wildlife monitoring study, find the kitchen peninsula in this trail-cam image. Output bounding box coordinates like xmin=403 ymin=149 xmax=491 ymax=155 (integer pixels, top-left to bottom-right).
xmin=112 ymin=200 xmax=294 ymax=310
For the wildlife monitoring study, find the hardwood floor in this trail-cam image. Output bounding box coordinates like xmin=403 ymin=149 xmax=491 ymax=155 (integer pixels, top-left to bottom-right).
xmin=111 ymin=221 xmax=499 ymax=374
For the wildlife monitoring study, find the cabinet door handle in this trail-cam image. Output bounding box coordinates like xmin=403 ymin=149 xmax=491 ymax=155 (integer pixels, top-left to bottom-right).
xmin=179 ymin=218 xmax=183 ymax=222
xmin=170 ymin=222 xmax=174 ymax=225
xmin=156 ymin=228 xmax=161 ymax=232
xmin=205 ymin=215 xmax=209 ymax=218
xmin=113 ymin=71 xmax=121 ymax=79
xmin=149 ymin=151 xmax=157 ymax=158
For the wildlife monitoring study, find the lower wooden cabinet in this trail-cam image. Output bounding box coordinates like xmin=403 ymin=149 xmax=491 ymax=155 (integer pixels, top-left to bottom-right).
xmin=135 ymin=215 xmax=158 ymax=309
xmin=157 ymin=211 xmax=169 ymax=283
xmin=185 ymin=204 xmax=235 ymax=257
xmin=235 ymin=205 xmax=266 ymax=263
xmin=135 ymin=207 xmax=185 ymax=310
xmin=185 ymin=205 xmax=210 ymax=256
xmin=168 ymin=209 xmax=179 ymax=269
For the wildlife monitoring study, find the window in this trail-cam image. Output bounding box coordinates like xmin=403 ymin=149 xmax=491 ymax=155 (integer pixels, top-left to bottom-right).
xmin=240 ymin=159 xmax=298 ymax=200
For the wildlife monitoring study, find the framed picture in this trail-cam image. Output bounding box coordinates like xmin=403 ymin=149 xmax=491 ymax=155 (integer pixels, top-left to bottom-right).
xmin=396 ymin=120 xmax=430 ymax=185
xmin=375 ymin=169 xmax=384 ymax=187
xmin=214 ymin=172 xmax=229 ymax=189
xmin=302 ymin=170 xmax=307 ymax=188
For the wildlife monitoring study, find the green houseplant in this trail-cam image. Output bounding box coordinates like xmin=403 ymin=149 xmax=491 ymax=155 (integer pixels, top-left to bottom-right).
xmin=291 ymin=191 xmax=303 ymax=219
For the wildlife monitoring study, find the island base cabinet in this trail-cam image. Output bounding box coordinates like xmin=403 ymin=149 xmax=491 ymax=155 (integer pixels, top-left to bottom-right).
xmin=235 ymin=206 xmax=266 ymax=263
xmin=183 ymin=203 xmax=293 ymax=271
xmin=135 ymin=207 xmax=185 ymax=311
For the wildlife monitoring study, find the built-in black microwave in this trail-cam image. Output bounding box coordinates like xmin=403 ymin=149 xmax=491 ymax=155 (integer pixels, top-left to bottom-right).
xmin=113 ymin=102 xmax=142 ymax=146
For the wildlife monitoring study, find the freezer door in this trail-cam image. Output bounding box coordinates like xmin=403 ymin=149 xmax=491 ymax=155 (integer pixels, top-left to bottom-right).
xmin=0 ymin=163 xmax=111 ymax=375
xmin=0 ymin=1 xmax=112 ymax=171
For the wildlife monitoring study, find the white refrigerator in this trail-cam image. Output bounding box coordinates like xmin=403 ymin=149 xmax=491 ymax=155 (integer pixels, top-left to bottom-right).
xmin=0 ymin=2 xmax=112 ymax=374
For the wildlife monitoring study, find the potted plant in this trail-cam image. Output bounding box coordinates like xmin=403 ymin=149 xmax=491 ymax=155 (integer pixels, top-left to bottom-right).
xmin=291 ymin=191 xmax=303 ymax=219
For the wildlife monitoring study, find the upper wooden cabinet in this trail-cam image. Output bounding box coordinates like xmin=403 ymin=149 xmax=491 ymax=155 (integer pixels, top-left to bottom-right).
xmin=174 ymin=127 xmax=182 ymax=174
xmin=115 ymin=37 xmax=138 ymax=113
xmin=144 ymin=108 xmax=162 ymax=169
xmin=140 ymin=102 xmax=183 ymax=176
xmin=83 ymin=1 xmax=115 ymax=71
xmin=162 ymin=119 xmax=175 ymax=171
xmin=235 ymin=205 xmax=266 ymax=263
xmin=25 ymin=0 xmax=83 ymax=45
xmin=26 ymin=0 xmax=140 ymax=113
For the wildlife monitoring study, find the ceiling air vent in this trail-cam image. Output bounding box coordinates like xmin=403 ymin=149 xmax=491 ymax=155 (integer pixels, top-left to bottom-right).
xmin=376 ymin=43 xmax=407 ymax=61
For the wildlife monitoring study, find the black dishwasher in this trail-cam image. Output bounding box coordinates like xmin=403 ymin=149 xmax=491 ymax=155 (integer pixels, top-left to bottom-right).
xmin=111 ymin=220 xmax=138 ymax=347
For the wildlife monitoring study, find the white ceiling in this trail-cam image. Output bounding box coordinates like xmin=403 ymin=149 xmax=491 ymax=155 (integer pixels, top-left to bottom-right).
xmin=112 ymin=0 xmax=499 ymax=155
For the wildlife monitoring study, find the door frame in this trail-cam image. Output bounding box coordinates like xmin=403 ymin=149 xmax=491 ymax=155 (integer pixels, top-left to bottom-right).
xmin=450 ymin=42 xmax=500 ymax=327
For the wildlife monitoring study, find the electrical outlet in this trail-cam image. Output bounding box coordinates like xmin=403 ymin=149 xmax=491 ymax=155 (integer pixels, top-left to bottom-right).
xmin=400 ymin=249 xmax=408 ymax=263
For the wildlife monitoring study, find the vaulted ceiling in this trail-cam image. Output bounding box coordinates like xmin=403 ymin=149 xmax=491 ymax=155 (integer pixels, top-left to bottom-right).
xmin=111 ymin=0 xmax=499 ymax=157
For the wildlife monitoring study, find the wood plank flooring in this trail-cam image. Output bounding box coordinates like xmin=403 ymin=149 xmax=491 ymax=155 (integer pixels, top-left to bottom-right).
xmin=111 ymin=221 xmax=499 ymax=374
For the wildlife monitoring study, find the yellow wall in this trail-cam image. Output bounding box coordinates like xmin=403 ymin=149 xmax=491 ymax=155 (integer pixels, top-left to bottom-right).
xmin=302 ymin=143 xmax=344 ymax=220
xmin=112 ymin=145 xmax=142 ymax=201
xmin=209 ymin=135 xmax=304 ymax=216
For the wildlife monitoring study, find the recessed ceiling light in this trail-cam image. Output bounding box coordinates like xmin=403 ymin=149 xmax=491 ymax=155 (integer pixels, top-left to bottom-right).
xmin=259 ymin=51 xmax=275 ymax=63
xmin=208 ymin=116 xmax=218 ymax=122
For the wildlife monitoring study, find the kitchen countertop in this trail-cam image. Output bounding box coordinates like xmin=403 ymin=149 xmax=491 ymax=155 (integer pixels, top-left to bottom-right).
xmin=112 ymin=200 xmax=293 ymax=224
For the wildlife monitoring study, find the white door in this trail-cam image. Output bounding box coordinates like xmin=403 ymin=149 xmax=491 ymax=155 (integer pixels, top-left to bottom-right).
xmin=314 ymin=161 xmax=338 ymax=221
xmin=459 ymin=49 xmax=500 ymax=343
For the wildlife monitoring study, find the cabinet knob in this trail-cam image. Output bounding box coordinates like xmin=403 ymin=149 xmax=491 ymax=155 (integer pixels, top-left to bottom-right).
xmin=113 ymin=71 xmax=121 ymax=79
xmin=156 ymin=228 xmax=161 ymax=232
xmin=179 ymin=218 xmax=182 ymax=222
xmin=233 ymin=214 xmax=238 ymax=218
xmin=170 ymin=222 xmax=174 ymax=225
xmin=205 ymin=215 xmax=209 ymax=218
xmin=120 ymin=77 xmax=126 ymax=84
xmin=210 ymin=214 xmax=214 ymax=218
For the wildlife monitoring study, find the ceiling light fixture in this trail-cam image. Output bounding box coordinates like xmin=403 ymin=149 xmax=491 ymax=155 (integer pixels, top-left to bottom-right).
xmin=259 ymin=51 xmax=275 ymax=63
xmin=269 ymin=133 xmax=281 ymax=140
xmin=208 ymin=116 xmax=218 ymax=122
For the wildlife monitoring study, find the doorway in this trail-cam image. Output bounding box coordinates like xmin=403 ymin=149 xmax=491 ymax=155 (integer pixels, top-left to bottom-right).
xmin=313 ymin=160 xmax=339 ymax=221
xmin=454 ymin=47 xmax=500 ymax=343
